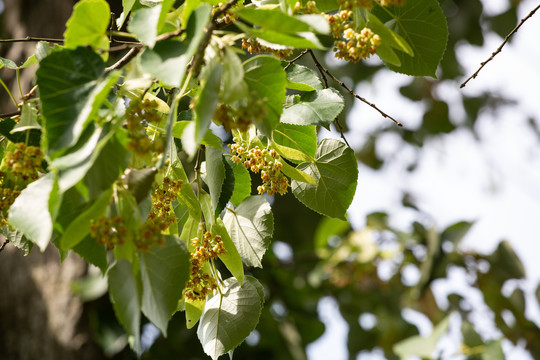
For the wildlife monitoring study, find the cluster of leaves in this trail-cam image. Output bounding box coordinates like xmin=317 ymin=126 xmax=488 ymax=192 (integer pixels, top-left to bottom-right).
xmin=0 ymin=0 xmax=449 ymax=358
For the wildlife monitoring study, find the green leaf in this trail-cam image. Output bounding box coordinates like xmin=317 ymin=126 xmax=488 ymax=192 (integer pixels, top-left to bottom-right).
xmin=140 ymin=236 xmax=190 ymax=336
xmin=205 ymin=147 xmax=226 ymax=216
xmin=393 ymin=314 xmax=451 ymax=359
xmin=170 ymin=154 xmax=201 ymax=222
xmin=172 ymin=121 xmax=223 ymax=150
xmin=195 ymin=63 xmax=222 ymax=145
xmin=83 ymin=132 xmax=131 ymax=199
xmin=367 ymin=13 xmax=413 ymax=56
xmin=292 ymin=139 xmax=358 ymax=220
xmin=197 ymin=277 xmax=264 ymax=360
xmin=216 ymin=158 xmax=234 ymax=217
xmin=128 ymin=5 xmax=160 ymax=48
xmin=314 ymin=0 xmax=339 ymax=12
xmin=11 ymin=102 xmax=41 ymax=133
xmin=221 ymin=47 xmax=249 ymax=103
xmin=108 ymin=259 xmax=141 ymax=355
xmin=8 ymin=172 xmax=60 ymax=251
xmin=228 ymin=160 xmax=251 ymax=207
xmin=212 ymin=218 xmax=244 ymax=285
xmin=235 ymin=7 xmax=325 ymax=34
xmin=36 ymin=48 xmax=119 ymax=157
xmin=235 ymin=21 xmax=325 ymax=49
xmin=243 ymin=56 xmax=287 ymax=136
xmin=223 ymin=196 xmax=273 ymax=268
xmin=281 ymin=88 xmax=344 ymax=129
xmin=185 ymin=298 xmax=206 ymax=329
xmin=140 ymin=4 xmax=211 ymax=86
xmin=199 ymin=190 xmax=215 ymax=228
xmin=373 ymin=0 xmax=448 ymax=77
xmin=1 ymin=227 xmax=33 ymax=255
xmin=441 ymin=221 xmax=474 ymax=246
xmin=117 ymin=0 xmax=136 ymax=29
xmin=270 ymin=139 xmax=311 ymax=163
xmin=59 ymin=188 xmax=113 ymax=250
xmin=0 ymin=56 xmax=17 ymax=69
xmin=273 ymin=123 xmax=317 ymax=159
xmin=284 ymin=63 xmax=323 ymax=91
xmin=64 ymin=0 xmax=110 ymax=57
xmin=279 ymin=158 xmax=317 ymax=185
xmin=73 ymin=235 xmax=108 ymax=273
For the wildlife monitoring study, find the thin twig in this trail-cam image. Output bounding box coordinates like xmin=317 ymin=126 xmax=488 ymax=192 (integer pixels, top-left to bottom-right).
xmin=461 ymin=3 xmax=540 ymax=88
xmin=0 ymin=36 xmax=64 ymax=43
xmin=308 ymin=50 xmax=328 ymax=88
xmin=283 ymin=49 xmax=309 ymax=71
xmin=308 ymin=50 xmax=402 ymax=127
xmin=0 ymin=110 xmax=21 ymax=118
xmin=104 ymin=46 xmax=142 ymax=74
xmin=155 ymin=28 xmax=186 ymax=42
xmin=0 ymin=239 xmax=8 ymax=253
xmin=190 ymin=0 xmax=240 ymax=77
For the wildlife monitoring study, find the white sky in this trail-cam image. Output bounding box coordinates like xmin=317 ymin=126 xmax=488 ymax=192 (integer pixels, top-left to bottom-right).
xmin=309 ymin=0 xmax=540 ymax=359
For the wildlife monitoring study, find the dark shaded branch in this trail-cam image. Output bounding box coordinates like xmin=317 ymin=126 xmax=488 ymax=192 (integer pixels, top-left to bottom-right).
xmin=104 ymin=46 xmax=142 ymax=74
xmin=308 ymin=50 xmax=402 ymax=127
xmin=0 ymin=36 xmax=64 ymax=43
xmin=190 ymin=0 xmax=240 ymax=77
xmin=308 ymin=50 xmax=328 ymax=88
xmin=0 ymin=110 xmax=21 ymax=118
xmin=460 ymin=3 xmax=540 ymax=88
xmin=0 ymin=239 xmax=8 ymax=253
xmin=283 ymin=49 xmax=309 ymax=71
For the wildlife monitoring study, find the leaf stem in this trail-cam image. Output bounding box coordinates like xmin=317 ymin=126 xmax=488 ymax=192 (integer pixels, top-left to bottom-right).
xmin=0 ymin=77 xmax=19 ymax=107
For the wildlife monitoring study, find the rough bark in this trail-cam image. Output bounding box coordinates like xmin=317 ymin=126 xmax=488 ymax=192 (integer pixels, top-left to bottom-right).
xmin=0 ymin=243 xmax=106 ymax=360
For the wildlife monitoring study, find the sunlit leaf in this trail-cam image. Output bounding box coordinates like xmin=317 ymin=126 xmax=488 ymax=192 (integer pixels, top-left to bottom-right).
xmin=64 ymin=0 xmax=110 ymax=57
xmin=243 ymin=56 xmax=287 ymax=136
xmin=292 ymin=139 xmax=357 ymax=220
xmin=8 ymin=173 xmax=60 ymax=251
xmin=281 ymin=88 xmax=344 ymax=129
xmin=197 ymin=277 xmax=264 ymax=359
xmin=223 ymin=196 xmax=273 ymax=268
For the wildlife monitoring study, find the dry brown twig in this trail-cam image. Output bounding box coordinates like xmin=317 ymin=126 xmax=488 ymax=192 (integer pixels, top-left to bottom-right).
xmin=460 ymin=3 xmax=540 ymax=88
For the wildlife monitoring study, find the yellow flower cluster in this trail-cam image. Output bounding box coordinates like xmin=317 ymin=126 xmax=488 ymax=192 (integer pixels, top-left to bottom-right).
xmin=213 ymin=95 xmax=268 ymax=133
xmin=0 ymin=142 xmax=44 ymax=226
xmin=184 ymin=231 xmax=226 ymax=301
xmin=135 ymin=177 xmax=182 ymax=251
xmin=327 ymin=10 xmax=381 ymax=62
xmin=90 ymin=215 xmax=128 ymax=249
xmin=229 ymin=140 xmax=289 ymax=196
xmin=4 ymin=143 xmax=43 ymax=182
xmin=242 ymin=39 xmax=293 ymax=60
xmin=125 ymin=98 xmax=165 ymax=157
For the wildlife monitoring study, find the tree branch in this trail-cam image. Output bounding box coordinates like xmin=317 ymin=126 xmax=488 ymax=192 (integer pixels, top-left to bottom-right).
xmin=0 ymin=110 xmax=21 ymax=118
xmin=460 ymin=3 xmax=540 ymax=88
xmin=283 ymin=49 xmax=309 ymax=71
xmin=104 ymin=46 xmax=142 ymax=74
xmin=308 ymin=50 xmax=402 ymax=127
xmin=0 ymin=239 xmax=9 ymax=253
xmin=190 ymin=0 xmax=240 ymax=77
xmin=0 ymin=36 xmax=64 ymax=43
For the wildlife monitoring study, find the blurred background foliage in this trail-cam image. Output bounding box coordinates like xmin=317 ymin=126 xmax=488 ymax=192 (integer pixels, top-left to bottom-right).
xmin=2 ymin=0 xmax=540 ymax=359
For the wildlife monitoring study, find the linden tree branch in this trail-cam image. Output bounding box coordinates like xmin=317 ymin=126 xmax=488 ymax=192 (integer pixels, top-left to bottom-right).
xmin=460 ymin=3 xmax=540 ymax=88
xmin=308 ymin=50 xmax=402 ymax=128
